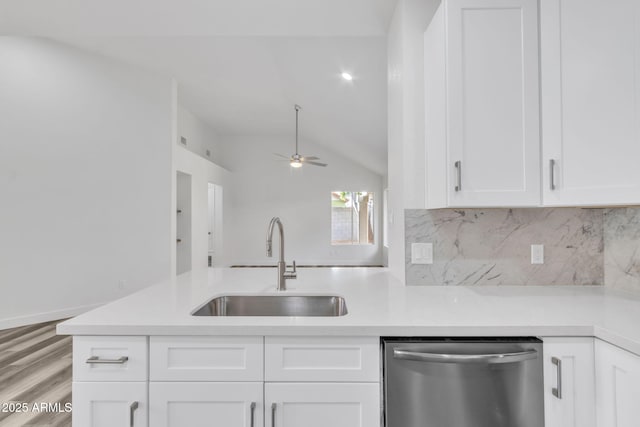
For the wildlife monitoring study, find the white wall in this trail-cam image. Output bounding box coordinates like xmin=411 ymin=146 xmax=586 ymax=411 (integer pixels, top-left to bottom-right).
xmin=219 ymin=135 xmax=384 ymax=266
xmin=0 ymin=37 xmax=173 ymax=328
xmin=177 ymin=105 xmax=229 ymax=169
xmin=387 ymin=0 xmax=439 ymax=281
xmin=173 ymin=104 xmax=231 ymax=273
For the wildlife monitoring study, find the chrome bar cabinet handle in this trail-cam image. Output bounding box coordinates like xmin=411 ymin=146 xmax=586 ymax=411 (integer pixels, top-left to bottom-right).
xmin=271 ymin=402 xmax=277 ymax=427
xmin=552 ymin=357 xmax=562 ymax=399
xmin=454 ymin=160 xmax=462 ymax=192
xmin=393 ymin=348 xmax=537 ymax=364
xmin=86 ymin=356 xmax=128 ymax=364
xmin=549 ymin=159 xmax=556 ymax=190
xmin=250 ymin=402 xmax=256 ymax=427
xmin=129 ymin=401 xmax=139 ymax=427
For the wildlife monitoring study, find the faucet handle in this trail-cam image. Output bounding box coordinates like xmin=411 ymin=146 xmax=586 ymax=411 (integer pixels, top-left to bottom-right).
xmin=284 ymin=261 xmax=297 ymax=280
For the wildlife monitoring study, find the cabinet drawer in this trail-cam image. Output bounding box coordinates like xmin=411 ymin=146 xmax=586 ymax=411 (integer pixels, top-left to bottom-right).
xmin=265 ymin=336 xmax=379 ymax=382
xmin=150 ymin=336 xmax=263 ymax=381
xmin=73 ymin=336 xmax=148 ymax=382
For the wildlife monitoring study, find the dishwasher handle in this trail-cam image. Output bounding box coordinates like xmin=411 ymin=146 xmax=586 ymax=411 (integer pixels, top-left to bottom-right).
xmin=393 ymin=348 xmax=538 ymax=364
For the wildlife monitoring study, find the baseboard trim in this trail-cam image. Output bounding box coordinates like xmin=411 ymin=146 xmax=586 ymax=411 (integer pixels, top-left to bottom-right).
xmin=0 ymin=303 xmax=105 ymax=331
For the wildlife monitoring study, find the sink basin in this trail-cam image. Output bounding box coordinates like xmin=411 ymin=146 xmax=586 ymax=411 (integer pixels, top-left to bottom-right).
xmin=192 ymin=294 xmax=348 ymax=317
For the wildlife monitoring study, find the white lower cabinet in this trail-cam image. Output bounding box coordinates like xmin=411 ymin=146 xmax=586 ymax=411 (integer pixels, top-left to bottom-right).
xmin=72 ymin=381 xmax=147 ymax=427
xmin=72 ymin=336 xmax=149 ymax=427
xmin=595 ymin=339 xmax=640 ymax=427
xmin=542 ymin=337 xmax=596 ymax=427
xmin=265 ymin=383 xmax=379 ymax=427
xmin=144 ymin=335 xmax=380 ymax=427
xmin=149 ymin=382 xmax=263 ymax=427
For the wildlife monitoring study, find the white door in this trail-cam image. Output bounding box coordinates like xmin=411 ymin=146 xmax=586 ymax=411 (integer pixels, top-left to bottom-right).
xmin=265 ymin=383 xmax=379 ymax=427
xmin=446 ymin=0 xmax=540 ymax=207
xmin=543 ymin=338 xmax=596 ymax=427
xmin=541 ymin=0 xmax=640 ymax=206
xmin=595 ymin=340 xmax=640 ymax=427
xmin=72 ymin=382 xmax=147 ymax=427
xmin=149 ymin=382 xmax=263 ymax=427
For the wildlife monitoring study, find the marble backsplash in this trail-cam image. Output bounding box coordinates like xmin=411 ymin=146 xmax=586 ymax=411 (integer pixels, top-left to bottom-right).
xmin=604 ymin=208 xmax=640 ymax=290
xmin=404 ymin=207 xmax=640 ymax=287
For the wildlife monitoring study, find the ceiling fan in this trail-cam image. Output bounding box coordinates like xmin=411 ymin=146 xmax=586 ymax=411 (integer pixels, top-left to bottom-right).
xmin=274 ymin=104 xmax=327 ymax=168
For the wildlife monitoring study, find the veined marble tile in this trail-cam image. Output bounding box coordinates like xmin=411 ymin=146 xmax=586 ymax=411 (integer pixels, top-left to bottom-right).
xmin=604 ymin=208 xmax=640 ymax=291
xmin=405 ymin=208 xmax=604 ymax=286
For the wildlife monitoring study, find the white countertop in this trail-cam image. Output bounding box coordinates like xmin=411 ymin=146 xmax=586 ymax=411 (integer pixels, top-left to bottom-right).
xmin=57 ymin=267 xmax=640 ymax=355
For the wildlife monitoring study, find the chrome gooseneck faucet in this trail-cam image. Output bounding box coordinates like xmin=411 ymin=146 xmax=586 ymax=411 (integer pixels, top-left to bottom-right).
xmin=266 ymin=217 xmax=297 ymax=291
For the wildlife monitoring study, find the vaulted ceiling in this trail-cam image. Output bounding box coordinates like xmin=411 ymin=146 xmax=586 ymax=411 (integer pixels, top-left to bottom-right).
xmin=2 ymin=0 xmax=397 ymax=174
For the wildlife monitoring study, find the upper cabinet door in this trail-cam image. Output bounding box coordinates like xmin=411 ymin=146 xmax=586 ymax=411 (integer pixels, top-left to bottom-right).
xmin=541 ymin=0 xmax=640 ymax=206
xmin=425 ymin=0 xmax=541 ymax=208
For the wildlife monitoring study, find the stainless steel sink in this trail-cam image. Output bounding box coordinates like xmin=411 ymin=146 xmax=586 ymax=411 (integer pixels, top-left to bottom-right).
xmin=192 ymin=294 xmax=348 ymax=317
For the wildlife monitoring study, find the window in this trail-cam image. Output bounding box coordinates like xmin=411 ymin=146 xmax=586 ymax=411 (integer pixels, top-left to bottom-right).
xmin=331 ymin=191 xmax=374 ymax=245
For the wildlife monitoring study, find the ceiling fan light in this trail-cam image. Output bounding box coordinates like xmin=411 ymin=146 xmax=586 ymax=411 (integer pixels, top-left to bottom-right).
xmin=290 ymin=159 xmax=303 ymax=168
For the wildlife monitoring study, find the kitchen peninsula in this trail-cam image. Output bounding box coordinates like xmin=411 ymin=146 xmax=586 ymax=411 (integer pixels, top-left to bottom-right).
xmin=58 ymin=267 xmax=640 ymax=427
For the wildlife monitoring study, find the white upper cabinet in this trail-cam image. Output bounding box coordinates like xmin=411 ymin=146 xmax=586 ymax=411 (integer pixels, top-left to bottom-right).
xmin=425 ymin=0 xmax=640 ymax=208
xmin=425 ymin=0 xmax=541 ymax=208
xmin=541 ymin=0 xmax=640 ymax=206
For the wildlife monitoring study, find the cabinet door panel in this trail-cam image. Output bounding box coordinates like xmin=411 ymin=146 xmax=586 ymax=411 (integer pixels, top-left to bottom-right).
xmin=447 ymin=0 xmax=540 ymax=206
xmin=543 ymin=338 xmax=596 ymax=427
xmin=73 ymin=336 xmax=148 ymax=382
xmin=150 ymin=382 xmax=263 ymax=427
xmin=595 ymin=340 xmax=640 ymax=427
xmin=72 ymin=382 xmax=147 ymax=427
xmin=265 ymin=383 xmax=379 ymax=427
xmin=541 ymin=0 xmax=640 ymax=205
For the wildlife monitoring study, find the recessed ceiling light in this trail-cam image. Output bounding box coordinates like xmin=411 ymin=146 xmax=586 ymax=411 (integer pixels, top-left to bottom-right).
xmin=341 ymin=72 xmax=353 ymax=81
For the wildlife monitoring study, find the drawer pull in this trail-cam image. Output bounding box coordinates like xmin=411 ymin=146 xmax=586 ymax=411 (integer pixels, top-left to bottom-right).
xmin=552 ymin=357 xmax=562 ymax=399
xmin=271 ymin=402 xmax=277 ymax=427
xmin=250 ymin=402 xmax=256 ymax=427
xmin=130 ymin=401 xmax=139 ymax=427
xmin=86 ymin=356 xmax=129 ymax=364
xmin=549 ymin=159 xmax=557 ymax=190
xmin=454 ymin=160 xmax=462 ymax=192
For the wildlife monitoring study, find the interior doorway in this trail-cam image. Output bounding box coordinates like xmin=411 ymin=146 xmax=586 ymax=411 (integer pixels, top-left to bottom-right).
xmin=176 ymin=171 xmax=192 ymax=275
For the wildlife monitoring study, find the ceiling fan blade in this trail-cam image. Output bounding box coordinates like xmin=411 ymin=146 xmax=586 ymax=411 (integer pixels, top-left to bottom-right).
xmin=273 ymin=153 xmax=291 ymax=159
xmin=302 ymin=156 xmax=319 ymax=161
xmin=305 ymin=161 xmax=328 ymax=167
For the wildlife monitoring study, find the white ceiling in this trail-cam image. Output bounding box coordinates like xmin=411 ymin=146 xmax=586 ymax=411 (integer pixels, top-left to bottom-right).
xmin=1 ymin=0 xmax=397 ymax=174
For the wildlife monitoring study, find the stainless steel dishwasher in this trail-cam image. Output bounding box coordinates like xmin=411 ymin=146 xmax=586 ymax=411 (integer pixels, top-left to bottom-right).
xmin=382 ymin=338 xmax=543 ymax=427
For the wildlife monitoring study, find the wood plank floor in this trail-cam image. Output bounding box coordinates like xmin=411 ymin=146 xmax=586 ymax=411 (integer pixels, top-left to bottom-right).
xmin=0 ymin=320 xmax=71 ymax=427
